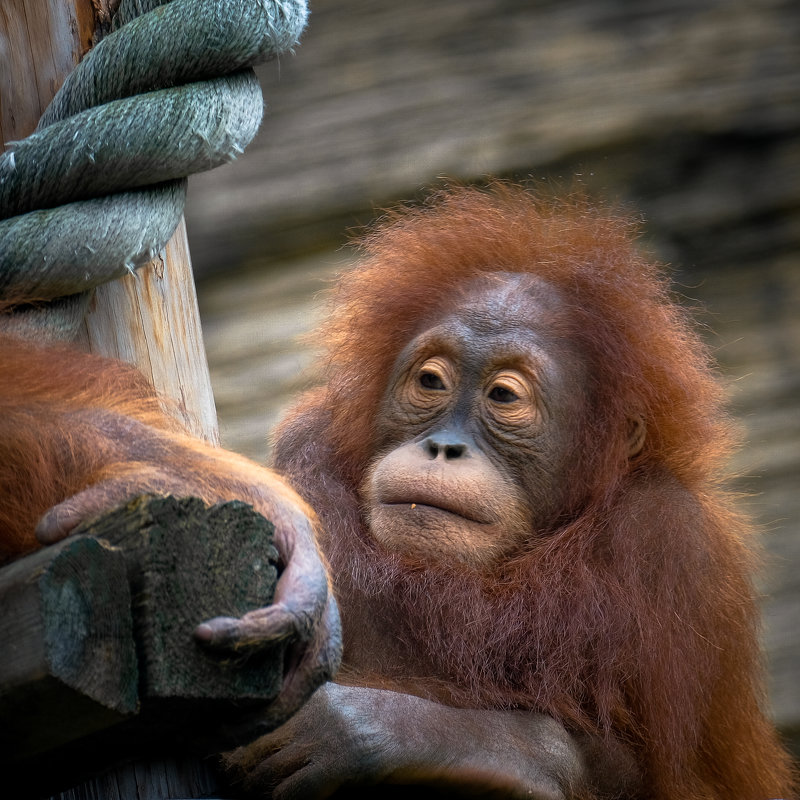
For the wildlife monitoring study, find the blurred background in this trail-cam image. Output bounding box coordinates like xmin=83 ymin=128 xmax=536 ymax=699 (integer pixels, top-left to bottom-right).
xmin=184 ymin=0 xmax=799 ymax=751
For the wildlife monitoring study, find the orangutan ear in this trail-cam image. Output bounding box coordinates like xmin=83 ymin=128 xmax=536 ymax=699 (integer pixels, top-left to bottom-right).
xmin=627 ymin=415 xmax=646 ymax=458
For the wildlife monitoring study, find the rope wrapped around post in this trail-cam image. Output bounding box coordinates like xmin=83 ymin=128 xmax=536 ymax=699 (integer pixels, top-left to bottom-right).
xmin=0 ymin=0 xmax=307 ymax=322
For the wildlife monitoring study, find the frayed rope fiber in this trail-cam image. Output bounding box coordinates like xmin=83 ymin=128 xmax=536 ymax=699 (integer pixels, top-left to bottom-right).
xmin=0 ymin=0 xmax=307 ymax=310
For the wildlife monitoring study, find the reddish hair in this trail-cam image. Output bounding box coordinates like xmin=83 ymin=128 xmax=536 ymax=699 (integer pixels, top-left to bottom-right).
xmin=275 ymin=184 xmax=796 ymax=799
xmin=0 ymin=335 xmax=172 ymax=560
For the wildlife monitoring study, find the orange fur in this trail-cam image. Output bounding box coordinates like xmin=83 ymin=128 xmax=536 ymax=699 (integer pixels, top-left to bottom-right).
xmin=273 ymin=184 xmax=797 ymax=799
xmin=0 ymin=335 xmax=316 ymax=565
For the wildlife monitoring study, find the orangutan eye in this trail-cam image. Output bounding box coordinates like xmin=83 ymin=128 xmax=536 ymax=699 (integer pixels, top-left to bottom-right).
xmin=485 ymin=371 xmax=535 ymax=421
xmin=488 ymin=385 xmax=518 ymax=403
xmin=420 ymin=371 xmax=446 ymax=391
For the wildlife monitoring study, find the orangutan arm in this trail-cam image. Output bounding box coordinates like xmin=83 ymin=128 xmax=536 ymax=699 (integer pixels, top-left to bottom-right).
xmin=226 ymin=682 xmax=642 ymax=799
xmin=0 ymin=336 xmax=342 ymax=726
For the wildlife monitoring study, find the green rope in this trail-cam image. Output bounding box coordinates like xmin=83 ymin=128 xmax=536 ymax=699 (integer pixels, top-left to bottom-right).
xmin=0 ymin=0 xmax=307 ymax=333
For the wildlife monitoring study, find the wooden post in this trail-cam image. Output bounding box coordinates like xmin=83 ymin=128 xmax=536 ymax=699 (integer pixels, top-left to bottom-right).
xmin=0 ymin=0 xmax=219 ymax=444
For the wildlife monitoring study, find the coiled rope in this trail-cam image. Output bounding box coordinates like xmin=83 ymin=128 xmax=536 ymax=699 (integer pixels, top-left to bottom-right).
xmin=0 ymin=0 xmax=307 ymax=333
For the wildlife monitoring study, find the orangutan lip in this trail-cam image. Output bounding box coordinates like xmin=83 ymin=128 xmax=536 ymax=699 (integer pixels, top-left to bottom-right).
xmin=383 ymin=501 xmax=489 ymax=525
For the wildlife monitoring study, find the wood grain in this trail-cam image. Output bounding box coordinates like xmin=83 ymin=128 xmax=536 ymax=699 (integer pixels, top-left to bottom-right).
xmin=80 ymin=219 xmax=220 ymax=442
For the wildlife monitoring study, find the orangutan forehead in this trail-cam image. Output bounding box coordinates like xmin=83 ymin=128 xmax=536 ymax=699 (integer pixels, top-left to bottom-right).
xmin=387 ymin=273 xmax=582 ymax=387
xmin=448 ymin=272 xmax=572 ymax=336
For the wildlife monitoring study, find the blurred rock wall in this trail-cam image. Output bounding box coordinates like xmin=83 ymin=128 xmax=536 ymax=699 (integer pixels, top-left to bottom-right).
xmin=186 ymin=0 xmax=799 ymax=275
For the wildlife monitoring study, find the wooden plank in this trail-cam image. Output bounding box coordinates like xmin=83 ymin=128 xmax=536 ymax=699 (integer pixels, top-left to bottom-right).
xmin=185 ymin=0 xmax=800 ymax=271
xmin=2 ymin=494 xmax=284 ymax=798
xmin=1 ymin=0 xmax=219 ymax=443
xmin=50 ymin=756 xmax=223 ymax=800
xmin=82 ymin=494 xmax=283 ymax=705
xmin=0 ymin=536 xmax=138 ymax=759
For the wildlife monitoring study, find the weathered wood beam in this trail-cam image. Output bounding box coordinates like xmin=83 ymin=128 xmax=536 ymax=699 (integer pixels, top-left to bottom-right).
xmin=1 ymin=494 xmax=283 ymax=797
xmin=84 ymin=494 xmax=283 ymax=705
xmin=0 ymin=536 xmax=138 ymax=758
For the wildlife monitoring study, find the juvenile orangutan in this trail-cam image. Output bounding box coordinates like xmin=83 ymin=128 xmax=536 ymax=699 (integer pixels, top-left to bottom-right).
xmin=230 ymin=185 xmax=796 ymax=799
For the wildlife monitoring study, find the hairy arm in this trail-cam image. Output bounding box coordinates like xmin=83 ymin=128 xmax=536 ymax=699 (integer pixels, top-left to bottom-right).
xmin=0 ymin=336 xmax=342 ymax=726
xmin=227 ymin=683 xmax=641 ymax=799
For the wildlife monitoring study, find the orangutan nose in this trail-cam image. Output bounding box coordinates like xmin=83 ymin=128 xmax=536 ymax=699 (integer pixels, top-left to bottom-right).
xmin=422 ymin=430 xmax=469 ymax=460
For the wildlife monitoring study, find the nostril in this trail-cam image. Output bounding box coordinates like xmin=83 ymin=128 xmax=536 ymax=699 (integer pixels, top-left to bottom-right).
xmin=422 ymin=433 xmax=469 ymax=460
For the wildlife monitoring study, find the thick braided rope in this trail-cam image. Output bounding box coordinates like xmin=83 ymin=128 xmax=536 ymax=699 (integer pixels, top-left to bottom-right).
xmin=0 ymin=0 xmax=307 ymax=307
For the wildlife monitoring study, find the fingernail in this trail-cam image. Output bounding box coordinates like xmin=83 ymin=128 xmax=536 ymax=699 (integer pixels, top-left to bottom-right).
xmin=35 ymin=513 xmax=62 ymax=544
xmin=194 ymin=623 xmax=216 ymax=643
xmin=194 ymin=616 xmax=238 ymax=646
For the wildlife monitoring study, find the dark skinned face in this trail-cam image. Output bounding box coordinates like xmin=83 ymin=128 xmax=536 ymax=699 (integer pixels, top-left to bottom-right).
xmin=360 ymin=274 xmax=590 ymax=568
